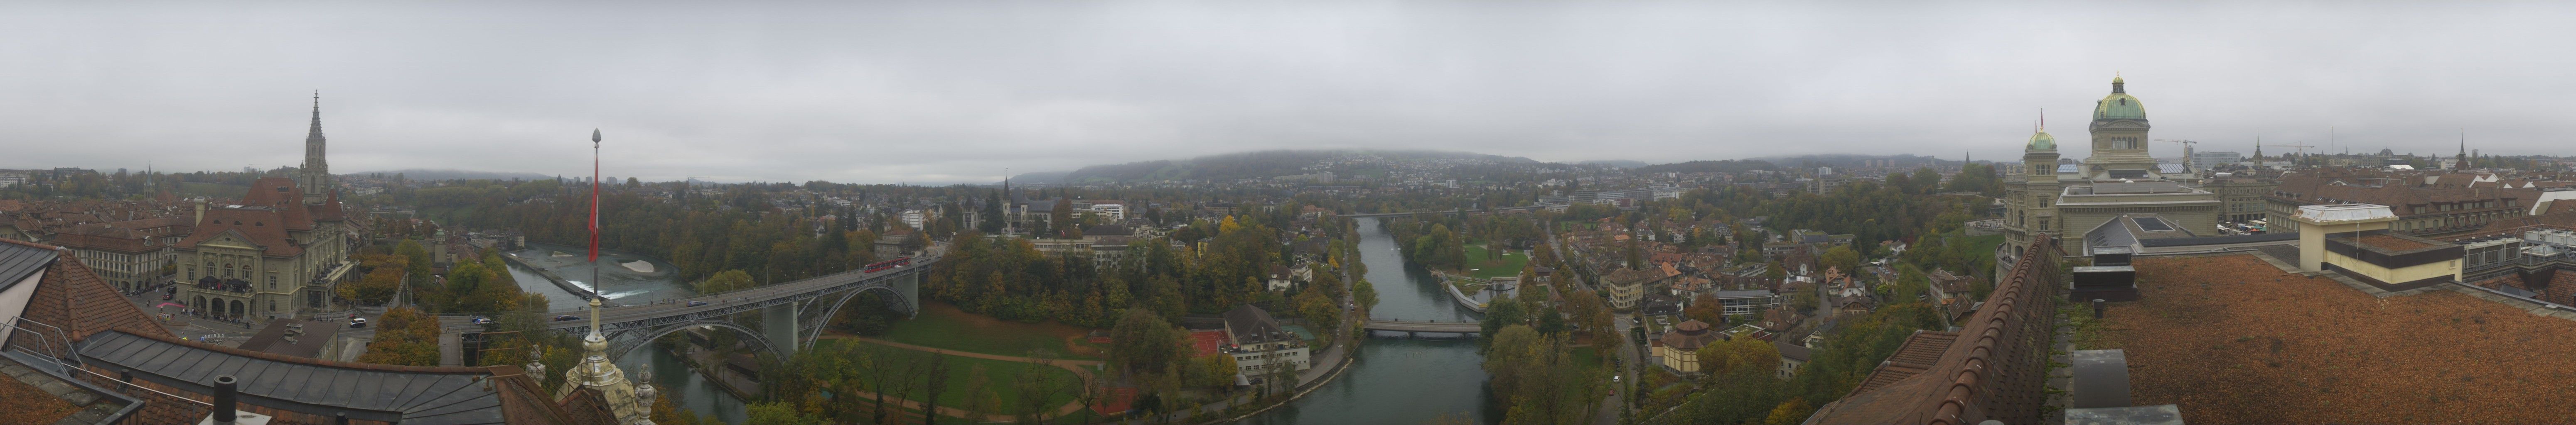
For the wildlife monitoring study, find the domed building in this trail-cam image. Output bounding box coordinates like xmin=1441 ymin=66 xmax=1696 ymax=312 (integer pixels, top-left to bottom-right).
xmin=2000 ymin=76 xmax=2223 ymax=261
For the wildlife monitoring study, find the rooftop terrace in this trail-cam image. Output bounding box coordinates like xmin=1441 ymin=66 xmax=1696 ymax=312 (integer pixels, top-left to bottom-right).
xmin=2092 ymin=254 xmax=2576 ymax=424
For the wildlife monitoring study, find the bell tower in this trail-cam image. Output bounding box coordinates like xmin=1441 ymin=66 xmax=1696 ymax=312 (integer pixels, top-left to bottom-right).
xmin=299 ymin=93 xmax=331 ymax=205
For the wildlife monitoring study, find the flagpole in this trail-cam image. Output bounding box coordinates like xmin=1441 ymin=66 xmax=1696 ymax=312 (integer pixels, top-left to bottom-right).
xmin=589 ymin=129 xmax=603 ymax=337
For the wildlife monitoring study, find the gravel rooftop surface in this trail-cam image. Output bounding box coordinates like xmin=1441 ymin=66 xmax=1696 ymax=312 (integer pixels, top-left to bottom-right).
xmin=2103 ymin=254 xmax=2576 ymax=425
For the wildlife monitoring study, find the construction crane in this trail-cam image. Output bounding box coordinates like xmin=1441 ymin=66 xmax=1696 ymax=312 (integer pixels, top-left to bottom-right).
xmin=2155 ymin=139 xmax=2200 ymax=170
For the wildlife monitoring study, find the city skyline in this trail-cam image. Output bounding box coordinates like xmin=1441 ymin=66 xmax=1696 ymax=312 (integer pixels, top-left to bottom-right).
xmin=5 ymin=2 xmax=2574 ymax=183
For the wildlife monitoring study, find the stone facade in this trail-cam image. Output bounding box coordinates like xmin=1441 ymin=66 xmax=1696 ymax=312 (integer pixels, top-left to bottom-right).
xmin=2003 ymin=77 xmax=2223 ymax=256
xmin=172 ymin=99 xmax=354 ymax=324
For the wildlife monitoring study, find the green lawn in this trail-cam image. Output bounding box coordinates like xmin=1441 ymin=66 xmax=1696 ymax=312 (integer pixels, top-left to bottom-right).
xmin=1459 ymin=242 xmax=1528 ymax=280
xmin=879 ymin=301 xmax=1104 ymax=360
xmin=1571 ymin=346 xmax=1603 ymax=370
xmin=814 ymin=339 xmax=1085 ymax=416
xmin=1961 ymin=233 xmax=2006 ymax=256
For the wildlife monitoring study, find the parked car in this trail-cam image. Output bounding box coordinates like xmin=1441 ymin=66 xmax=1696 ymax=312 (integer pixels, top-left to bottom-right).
xmin=554 ymin=315 xmax=582 ymax=322
xmin=472 ymin=317 xmax=496 ymax=325
xmin=161 ymin=293 xmax=173 ymax=300
xmin=686 ymin=300 xmax=708 ymax=307
xmin=348 ymin=318 xmax=369 ymax=328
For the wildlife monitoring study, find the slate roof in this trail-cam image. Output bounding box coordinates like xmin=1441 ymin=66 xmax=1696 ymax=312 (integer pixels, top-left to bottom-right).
xmin=77 ymin=330 xmax=521 ymax=424
xmin=1221 ymin=304 xmax=1295 ymax=345
xmin=0 ymin=238 xmax=52 ymax=292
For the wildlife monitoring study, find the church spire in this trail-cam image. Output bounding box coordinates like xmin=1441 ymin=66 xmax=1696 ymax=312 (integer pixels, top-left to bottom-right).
xmin=300 ymin=92 xmax=330 ymax=205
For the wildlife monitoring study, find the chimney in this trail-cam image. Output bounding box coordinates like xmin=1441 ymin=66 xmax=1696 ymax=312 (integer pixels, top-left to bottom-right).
xmin=199 ymin=374 xmax=274 ymax=425
xmin=212 ymin=375 xmax=237 ymax=424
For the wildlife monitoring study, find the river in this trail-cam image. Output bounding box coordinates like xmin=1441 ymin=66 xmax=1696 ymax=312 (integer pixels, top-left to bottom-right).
xmin=506 ymin=218 xmax=1492 ymax=425
xmin=504 ymin=242 xmax=750 ymax=423
xmin=1240 ymin=217 xmax=1499 ymax=425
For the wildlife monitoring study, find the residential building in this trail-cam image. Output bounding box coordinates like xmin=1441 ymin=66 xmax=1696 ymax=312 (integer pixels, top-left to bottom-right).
xmin=1604 ymin=267 xmax=1665 ymax=311
xmin=1654 ymin=319 xmax=1718 ymax=373
xmin=1708 ymin=289 xmax=1778 ymax=316
xmin=1221 ymin=305 xmax=1311 ymax=382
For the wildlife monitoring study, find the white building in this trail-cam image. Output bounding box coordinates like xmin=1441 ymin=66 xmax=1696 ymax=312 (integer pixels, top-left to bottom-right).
xmin=1221 ymin=305 xmax=1311 ymax=383
xmin=901 ymin=209 xmax=927 ymax=230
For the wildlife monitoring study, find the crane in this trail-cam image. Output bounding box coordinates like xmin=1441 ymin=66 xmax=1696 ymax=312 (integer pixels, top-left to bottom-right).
xmin=2155 ymin=139 xmax=2201 ymax=171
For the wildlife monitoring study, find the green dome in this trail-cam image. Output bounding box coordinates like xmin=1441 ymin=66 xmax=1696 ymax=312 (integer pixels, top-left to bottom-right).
xmin=2096 ymin=77 xmax=2146 ymax=120
xmin=2026 ymin=130 xmax=2057 ymax=150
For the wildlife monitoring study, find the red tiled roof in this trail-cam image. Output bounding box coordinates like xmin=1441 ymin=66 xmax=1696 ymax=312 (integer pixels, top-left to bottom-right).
xmin=177 ymin=207 xmax=304 ymax=258
xmin=0 ymin=238 xmax=172 ymax=351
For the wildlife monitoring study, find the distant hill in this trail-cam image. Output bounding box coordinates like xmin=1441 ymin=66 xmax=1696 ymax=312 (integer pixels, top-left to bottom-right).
xmin=1751 ymin=154 xmax=1957 ymax=170
xmin=1025 ymin=149 xmax=1543 ymax=183
xmin=1632 ymin=159 xmax=1780 ymax=174
xmin=350 ymin=169 xmax=557 ymax=181
xmin=1568 ymin=160 xmax=1649 ymax=169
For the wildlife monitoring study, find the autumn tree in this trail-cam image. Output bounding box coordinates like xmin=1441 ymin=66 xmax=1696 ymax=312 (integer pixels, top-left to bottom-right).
xmin=357 ymin=307 xmax=441 ymax=366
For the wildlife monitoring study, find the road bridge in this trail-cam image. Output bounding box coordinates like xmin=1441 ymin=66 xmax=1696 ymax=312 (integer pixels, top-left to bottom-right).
xmin=1361 ymin=318 xmax=1481 ymax=336
xmin=481 ymin=256 xmax=938 ymax=360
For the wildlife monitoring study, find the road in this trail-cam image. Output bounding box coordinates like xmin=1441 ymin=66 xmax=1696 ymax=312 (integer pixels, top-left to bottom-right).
xmin=1534 ymin=215 xmax=1635 ymax=425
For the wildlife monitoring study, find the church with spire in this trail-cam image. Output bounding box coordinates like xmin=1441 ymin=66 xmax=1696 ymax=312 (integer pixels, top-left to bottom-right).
xmin=2000 ymin=76 xmax=2224 ymax=261
xmin=170 ymin=93 xmax=359 ymax=325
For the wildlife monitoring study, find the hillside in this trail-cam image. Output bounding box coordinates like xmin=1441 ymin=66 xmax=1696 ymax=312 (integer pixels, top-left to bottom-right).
xmin=1023 ymin=149 xmax=1546 ymax=183
xmin=1631 ymin=159 xmax=1779 ymax=174
xmin=351 ymin=169 xmax=557 ymax=181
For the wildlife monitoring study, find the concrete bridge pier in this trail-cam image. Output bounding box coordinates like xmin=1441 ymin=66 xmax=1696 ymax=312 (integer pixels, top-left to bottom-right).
xmin=764 ymin=302 xmax=799 ymax=353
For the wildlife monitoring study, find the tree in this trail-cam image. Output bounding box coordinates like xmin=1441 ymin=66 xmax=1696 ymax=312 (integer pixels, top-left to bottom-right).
xmin=1109 ymin=308 xmax=1186 ymax=376
xmin=1013 ymin=349 xmax=1069 ymax=425
xmin=920 ymin=356 xmax=953 ymax=425
xmin=745 ymin=401 xmax=819 ymax=425
xmin=1819 ymin=245 xmax=1861 ymax=276
xmin=357 ymin=307 xmax=440 ymax=366
xmin=958 ymin=365 xmax=996 ymax=424
xmin=1681 ymin=294 xmax=1725 ymax=327
xmin=696 ymin=269 xmax=757 ymax=294
xmin=1694 ymin=335 xmax=1780 ymax=378
xmin=1190 ymin=353 xmax=1241 ymax=387
xmin=1478 ymin=298 xmax=1527 ymax=354
xmin=1765 ymin=399 xmax=1816 ymax=425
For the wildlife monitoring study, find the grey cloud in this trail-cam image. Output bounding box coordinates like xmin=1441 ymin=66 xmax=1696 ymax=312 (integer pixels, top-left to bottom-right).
xmin=3 ymin=1 xmax=2571 ymax=183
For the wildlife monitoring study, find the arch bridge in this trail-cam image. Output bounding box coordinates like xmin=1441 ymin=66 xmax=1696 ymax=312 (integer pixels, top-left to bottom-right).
xmin=533 ymin=256 xmax=938 ymax=359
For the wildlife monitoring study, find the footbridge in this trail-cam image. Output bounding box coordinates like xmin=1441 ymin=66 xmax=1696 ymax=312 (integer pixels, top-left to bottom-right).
xmin=534 ymin=256 xmax=938 ymax=359
xmin=1362 ymin=318 xmax=1481 ymax=335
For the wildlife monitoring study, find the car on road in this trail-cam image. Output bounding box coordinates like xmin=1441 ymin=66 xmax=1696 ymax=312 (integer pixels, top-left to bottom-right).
xmin=554 ymin=315 xmax=582 ymax=322
xmin=161 ymin=293 xmax=173 ymax=300
xmin=472 ymin=317 xmax=495 ymax=325
xmin=686 ymin=301 xmax=708 ymax=307
xmin=348 ymin=318 xmax=368 ymax=328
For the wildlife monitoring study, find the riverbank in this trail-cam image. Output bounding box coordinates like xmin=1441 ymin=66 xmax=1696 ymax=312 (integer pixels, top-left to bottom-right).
xmin=498 ymin=253 xmax=610 ymax=306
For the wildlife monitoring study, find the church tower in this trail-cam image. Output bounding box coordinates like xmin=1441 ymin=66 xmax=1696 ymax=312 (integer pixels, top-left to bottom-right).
xmin=299 ymin=93 xmax=332 ymax=205
xmin=2082 ymin=76 xmax=2158 ymax=180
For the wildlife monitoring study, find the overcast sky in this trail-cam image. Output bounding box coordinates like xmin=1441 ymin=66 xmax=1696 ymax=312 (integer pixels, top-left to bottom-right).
xmin=6 ymin=2 xmax=2573 ymax=183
